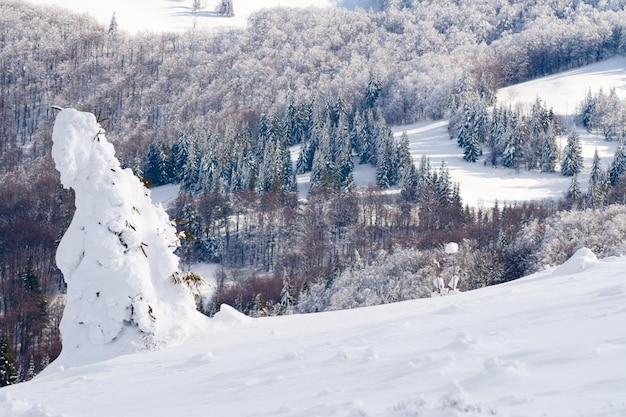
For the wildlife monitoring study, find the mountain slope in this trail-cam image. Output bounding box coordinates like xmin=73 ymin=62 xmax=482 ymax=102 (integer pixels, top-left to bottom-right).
xmin=396 ymin=57 xmax=626 ymax=207
xmin=1 ymin=248 xmax=625 ymax=417
xmin=24 ymin=0 xmax=379 ymax=33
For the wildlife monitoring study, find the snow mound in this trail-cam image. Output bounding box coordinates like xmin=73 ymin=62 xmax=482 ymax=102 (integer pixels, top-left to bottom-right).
xmin=552 ymin=247 xmax=599 ymax=276
xmin=51 ymin=108 xmax=208 ymax=365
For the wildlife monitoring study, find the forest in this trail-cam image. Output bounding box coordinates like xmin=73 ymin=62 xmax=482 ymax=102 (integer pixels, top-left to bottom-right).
xmin=1 ymin=0 xmax=626 ymax=384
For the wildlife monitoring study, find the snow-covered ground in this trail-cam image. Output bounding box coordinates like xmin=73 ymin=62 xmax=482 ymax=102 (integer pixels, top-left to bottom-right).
xmin=292 ymin=58 xmax=626 ymax=207
xmin=497 ymin=57 xmax=626 ymax=117
xmin=2 ymin=247 xmax=625 ymax=417
xmin=24 ymin=0 xmax=379 ymax=33
xmin=395 ymin=57 xmax=626 ymax=207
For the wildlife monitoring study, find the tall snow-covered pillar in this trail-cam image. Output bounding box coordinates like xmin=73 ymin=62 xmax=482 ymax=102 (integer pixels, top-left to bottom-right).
xmin=51 ymin=109 xmax=206 ymax=362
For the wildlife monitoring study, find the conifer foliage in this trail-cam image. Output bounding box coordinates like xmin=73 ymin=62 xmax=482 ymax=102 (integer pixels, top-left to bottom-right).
xmin=0 ymin=333 xmax=17 ymax=387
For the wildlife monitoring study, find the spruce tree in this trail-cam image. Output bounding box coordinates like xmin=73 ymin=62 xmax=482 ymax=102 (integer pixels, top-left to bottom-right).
xmin=539 ymin=128 xmax=558 ymax=173
xmin=608 ymin=138 xmax=626 ymax=186
xmin=567 ymin=173 xmax=581 ymax=206
xmin=0 ymin=334 xmax=17 ymax=387
xmin=561 ymin=130 xmax=583 ymax=176
xmin=587 ymin=149 xmax=606 ymax=209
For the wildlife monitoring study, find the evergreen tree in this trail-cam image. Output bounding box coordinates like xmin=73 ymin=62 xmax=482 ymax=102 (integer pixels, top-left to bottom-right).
xmin=218 ymin=0 xmax=234 ymax=17
xmin=279 ymin=271 xmax=296 ymax=314
xmin=567 ymin=173 xmax=581 ymax=205
xmin=108 ymin=12 xmax=118 ymax=34
xmin=561 ymin=130 xmax=584 ymax=176
xmin=27 ymin=357 xmax=37 ymax=380
xmin=501 ymin=111 xmax=522 ymax=169
xmin=608 ymin=138 xmax=626 ymax=186
xmin=364 ymin=72 xmax=382 ymax=109
xmin=0 ymin=333 xmax=17 ymax=387
xmin=539 ymin=128 xmax=558 ymax=173
xmin=581 ymin=88 xmax=596 ymax=131
xmin=144 ymin=143 xmax=171 ymax=186
xmin=587 ymin=149 xmax=606 ymax=209
xmin=463 ymin=130 xmax=480 ymax=163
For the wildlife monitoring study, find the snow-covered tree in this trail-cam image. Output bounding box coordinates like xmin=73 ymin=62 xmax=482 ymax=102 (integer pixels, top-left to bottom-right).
xmin=608 ymin=138 xmax=626 ymax=186
xmin=0 ymin=333 xmax=17 ymax=386
xmin=587 ymin=149 xmax=606 ymax=209
xmin=51 ymin=109 xmax=207 ymax=362
xmin=108 ymin=12 xmax=118 ymax=34
xmin=561 ymin=130 xmax=584 ymax=176
xmin=217 ymin=0 xmax=234 ymax=17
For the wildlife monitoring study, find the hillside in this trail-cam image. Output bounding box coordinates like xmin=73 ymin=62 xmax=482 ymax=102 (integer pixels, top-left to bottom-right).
xmin=24 ymin=0 xmax=380 ymax=32
xmin=299 ymin=57 xmax=626 ymax=207
xmin=1 ymin=247 xmax=625 ymax=416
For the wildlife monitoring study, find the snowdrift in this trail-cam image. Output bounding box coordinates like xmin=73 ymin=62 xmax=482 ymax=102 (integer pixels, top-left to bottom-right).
xmin=1 ymin=247 xmax=625 ymax=416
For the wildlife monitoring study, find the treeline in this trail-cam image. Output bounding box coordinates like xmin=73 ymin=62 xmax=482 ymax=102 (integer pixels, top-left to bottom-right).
xmin=2 ymin=0 xmax=626 ymax=174
xmin=0 ymin=157 xmax=72 ymax=385
xmin=142 ymin=95 xmax=408 ymax=194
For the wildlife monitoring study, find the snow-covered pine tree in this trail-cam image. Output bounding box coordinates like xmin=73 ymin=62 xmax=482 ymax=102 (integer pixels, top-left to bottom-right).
xmin=567 ymin=173 xmax=581 ymax=205
xmin=0 ymin=333 xmax=17 ymax=387
xmin=587 ymin=149 xmax=606 ymax=209
xmin=279 ymin=271 xmax=296 ymax=314
xmin=539 ymin=128 xmax=558 ymax=173
xmin=144 ymin=143 xmax=170 ymax=186
xmin=108 ymin=12 xmax=118 ymax=34
xmin=561 ymin=130 xmax=584 ymax=176
xmin=608 ymin=137 xmax=626 ymax=186
xmin=51 ymin=109 xmax=207 ymax=362
xmin=217 ymin=0 xmax=234 ymax=17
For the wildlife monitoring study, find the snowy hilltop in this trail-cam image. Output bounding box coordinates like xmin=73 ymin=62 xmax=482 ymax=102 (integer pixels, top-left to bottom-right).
xmin=50 ymin=108 xmax=208 ymax=365
xmin=1 ymin=247 xmax=625 ymax=416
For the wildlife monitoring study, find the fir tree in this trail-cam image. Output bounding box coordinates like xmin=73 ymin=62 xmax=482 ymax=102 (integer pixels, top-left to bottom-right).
xmin=108 ymin=12 xmax=118 ymax=34
xmin=608 ymin=138 xmax=626 ymax=186
xmin=0 ymin=333 xmax=17 ymax=387
xmin=144 ymin=143 xmax=171 ymax=186
xmin=567 ymin=173 xmax=581 ymax=205
xmin=561 ymin=130 xmax=584 ymax=176
xmin=587 ymin=149 xmax=606 ymax=209
xmin=279 ymin=272 xmax=296 ymax=314
xmin=539 ymin=128 xmax=558 ymax=173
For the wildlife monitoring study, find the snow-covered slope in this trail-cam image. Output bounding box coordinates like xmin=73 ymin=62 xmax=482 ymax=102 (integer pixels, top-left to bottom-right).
xmin=396 ymin=57 xmax=626 ymax=207
xmin=1 ymin=247 xmax=625 ymax=416
xmin=24 ymin=0 xmax=379 ymax=33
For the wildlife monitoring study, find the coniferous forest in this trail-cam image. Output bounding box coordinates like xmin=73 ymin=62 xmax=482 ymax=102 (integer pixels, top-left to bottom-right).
xmin=2 ymin=0 xmax=626 ymax=384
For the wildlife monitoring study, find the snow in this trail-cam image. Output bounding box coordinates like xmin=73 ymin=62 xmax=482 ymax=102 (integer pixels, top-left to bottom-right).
xmin=149 ymin=183 xmax=180 ymax=210
xmin=50 ymin=108 xmax=208 ymax=366
xmin=497 ymin=57 xmax=626 ymax=117
xmin=24 ymin=0 xmax=380 ymax=33
xmin=1 ymin=247 xmax=625 ymax=416
xmin=396 ymin=57 xmax=626 ymax=207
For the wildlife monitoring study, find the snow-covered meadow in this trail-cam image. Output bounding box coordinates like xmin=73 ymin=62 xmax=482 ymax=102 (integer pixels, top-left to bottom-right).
xmin=290 ymin=57 xmax=626 ymax=207
xmin=1 ymin=246 xmax=625 ymax=417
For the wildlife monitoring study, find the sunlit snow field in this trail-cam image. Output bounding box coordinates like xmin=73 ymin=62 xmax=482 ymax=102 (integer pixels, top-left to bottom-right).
xmin=2 ymin=247 xmax=625 ymax=417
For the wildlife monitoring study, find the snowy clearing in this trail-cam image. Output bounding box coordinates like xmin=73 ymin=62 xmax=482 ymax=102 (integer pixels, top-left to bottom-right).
xmin=396 ymin=57 xmax=626 ymax=207
xmin=1 ymin=247 xmax=625 ymax=417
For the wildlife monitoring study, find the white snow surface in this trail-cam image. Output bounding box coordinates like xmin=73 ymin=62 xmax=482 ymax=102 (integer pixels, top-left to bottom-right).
xmin=51 ymin=108 xmax=208 ymax=365
xmin=395 ymin=57 xmax=626 ymax=207
xmin=24 ymin=0 xmax=379 ymax=33
xmin=1 ymin=247 xmax=625 ymax=416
